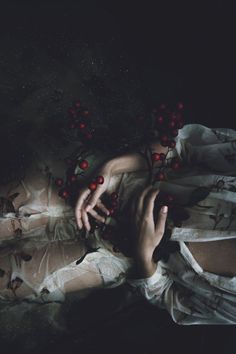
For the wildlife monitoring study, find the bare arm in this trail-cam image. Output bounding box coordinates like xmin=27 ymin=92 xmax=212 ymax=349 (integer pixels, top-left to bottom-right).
xmin=75 ymin=141 xmax=167 ymax=231
xmin=104 ymin=142 xmax=168 ymax=176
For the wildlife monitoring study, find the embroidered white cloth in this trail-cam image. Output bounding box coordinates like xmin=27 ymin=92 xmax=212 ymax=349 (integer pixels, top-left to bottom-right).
xmin=0 ymin=124 xmax=236 ymax=326
xmin=126 ymin=124 xmax=236 ymax=325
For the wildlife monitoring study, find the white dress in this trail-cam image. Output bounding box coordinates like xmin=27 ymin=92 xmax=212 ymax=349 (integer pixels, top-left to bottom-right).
xmin=0 ymin=124 xmax=236 ymax=327
xmin=127 ymin=124 xmax=236 ymax=325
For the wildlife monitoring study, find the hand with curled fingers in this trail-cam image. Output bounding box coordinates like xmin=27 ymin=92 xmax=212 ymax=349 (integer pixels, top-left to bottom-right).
xmin=133 ymin=186 xmax=168 ymax=278
xmin=75 ymin=166 xmax=112 ymax=232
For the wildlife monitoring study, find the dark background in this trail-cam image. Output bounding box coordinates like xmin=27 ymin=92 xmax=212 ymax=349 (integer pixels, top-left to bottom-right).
xmin=0 ymin=0 xmax=235 ymax=353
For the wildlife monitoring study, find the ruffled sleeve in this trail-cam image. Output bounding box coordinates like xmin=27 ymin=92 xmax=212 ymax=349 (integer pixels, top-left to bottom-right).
xmin=127 ymin=262 xmax=173 ymax=308
xmin=174 ymin=124 xmax=236 ymax=173
xmin=127 ymin=261 xmax=235 ymax=325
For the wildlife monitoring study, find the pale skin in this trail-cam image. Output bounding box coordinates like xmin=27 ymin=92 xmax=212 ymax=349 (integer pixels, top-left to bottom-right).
xmin=75 ymin=144 xmax=236 ymax=279
xmin=75 ymin=142 xmax=169 ymax=278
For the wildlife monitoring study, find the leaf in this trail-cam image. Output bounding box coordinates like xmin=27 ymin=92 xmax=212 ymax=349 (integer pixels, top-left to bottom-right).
xmin=14 ymin=228 xmax=22 ymax=238
xmin=8 ymin=193 xmax=20 ymax=202
xmin=20 ymin=252 xmax=32 ymax=262
xmin=188 ymin=187 xmax=211 ymax=207
xmin=76 ymin=247 xmax=100 ymax=265
xmin=14 ymin=277 xmax=23 ymax=288
xmin=40 ymin=287 xmax=50 ymax=295
xmin=8 ymin=277 xmax=23 ymax=291
xmin=0 ymin=197 xmax=15 ymax=214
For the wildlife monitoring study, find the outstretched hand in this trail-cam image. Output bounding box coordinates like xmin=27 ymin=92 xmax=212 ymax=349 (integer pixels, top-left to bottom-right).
xmin=75 ymin=168 xmax=112 ymax=231
xmin=133 ymin=186 xmax=168 ymax=277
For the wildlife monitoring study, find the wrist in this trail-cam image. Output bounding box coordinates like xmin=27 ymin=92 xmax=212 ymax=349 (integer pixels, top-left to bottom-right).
xmin=135 ymin=258 xmax=157 ymax=278
xmin=102 ymin=159 xmax=116 ymax=177
xmin=104 ymin=153 xmax=149 ymax=176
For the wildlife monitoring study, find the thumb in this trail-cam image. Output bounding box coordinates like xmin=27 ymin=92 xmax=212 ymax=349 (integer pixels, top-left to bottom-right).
xmin=85 ymin=187 xmax=103 ymax=211
xmin=155 ymin=205 xmax=168 ymax=235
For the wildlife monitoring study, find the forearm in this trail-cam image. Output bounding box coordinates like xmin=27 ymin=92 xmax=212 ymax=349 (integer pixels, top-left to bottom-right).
xmin=105 ymin=141 xmax=167 ymax=176
xmin=134 ymin=257 xmax=158 ymax=278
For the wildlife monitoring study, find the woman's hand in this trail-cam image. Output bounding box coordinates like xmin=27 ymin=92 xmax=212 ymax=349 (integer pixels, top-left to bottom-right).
xmin=75 ymin=165 xmax=112 ymax=232
xmin=133 ymin=186 xmax=168 ymax=278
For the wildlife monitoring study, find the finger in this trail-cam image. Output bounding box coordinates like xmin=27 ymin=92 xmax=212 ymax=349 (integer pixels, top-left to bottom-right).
xmin=75 ymin=189 xmax=91 ymax=229
xmin=96 ymin=199 xmax=110 ymax=216
xmin=88 ymin=209 xmax=106 ymax=223
xmin=155 ymin=205 xmax=168 ymax=236
xmin=145 ymin=189 xmax=159 ymax=218
xmin=81 ymin=208 xmax=91 ymax=232
xmin=137 ymin=185 xmax=154 ymax=213
xmin=85 ymin=186 xmax=103 ymax=211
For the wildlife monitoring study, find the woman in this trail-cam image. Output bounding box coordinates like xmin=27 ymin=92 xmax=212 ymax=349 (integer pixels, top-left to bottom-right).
xmin=0 ymin=123 xmax=236 ymax=325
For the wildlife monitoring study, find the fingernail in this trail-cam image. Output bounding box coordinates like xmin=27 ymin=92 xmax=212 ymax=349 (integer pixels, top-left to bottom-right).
xmin=161 ymin=205 xmax=168 ymax=213
xmin=85 ymin=205 xmax=91 ymax=211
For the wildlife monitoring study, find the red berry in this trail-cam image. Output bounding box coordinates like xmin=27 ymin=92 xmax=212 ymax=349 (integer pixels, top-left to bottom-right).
xmin=176 ymin=112 xmax=183 ymax=121
xmin=177 ymin=121 xmax=184 ymax=129
xmin=75 ymin=100 xmax=81 ymax=108
xmin=155 ymin=172 xmax=166 ymax=181
xmin=159 ymin=153 xmax=166 ymax=161
xmin=59 ymin=188 xmax=70 ymax=199
xmin=151 ymin=153 xmax=161 ymax=162
xmin=88 ymin=182 xmax=97 ymax=191
xmin=168 ymin=120 xmax=176 ymax=129
xmin=171 ymin=158 xmax=181 ymax=170
xmin=68 ymin=174 xmax=77 ymax=183
xmin=81 ymin=110 xmax=89 ymax=117
xmin=171 ymin=129 xmax=179 ymax=137
xmin=168 ymin=140 xmax=176 ymax=149
xmin=79 ymin=160 xmax=89 ymax=170
xmin=85 ymin=132 xmax=93 ymax=140
xmin=107 ymin=208 xmax=115 ymax=216
xmin=111 ymin=192 xmax=119 ymax=200
xmin=55 ymin=178 xmax=64 ymax=187
xmin=160 ymin=135 xmax=168 ymax=142
xmin=156 ymin=116 xmax=164 ymax=125
xmin=161 ymin=141 xmax=169 ymax=147
xmin=78 ymin=122 xmax=86 ymax=129
xmin=177 ymin=102 xmax=184 ymax=110
xmin=160 ymin=135 xmax=169 ymax=147
xmin=96 ymin=175 xmax=104 ymax=184
xmin=171 ymin=113 xmax=177 ymax=120
xmin=165 ymin=194 xmax=174 ymax=204
xmin=159 ymin=103 xmax=166 ymax=110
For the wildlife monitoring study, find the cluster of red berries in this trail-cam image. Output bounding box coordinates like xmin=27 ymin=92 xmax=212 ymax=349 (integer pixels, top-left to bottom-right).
xmin=55 ymin=157 xmax=90 ymax=200
xmin=67 ymin=100 xmax=94 ymax=141
xmin=152 ymin=102 xmax=184 ymax=149
xmin=56 ymin=100 xmax=185 ymax=198
xmin=88 ymin=175 xmax=104 ymax=192
xmin=147 ymin=102 xmax=184 ymax=182
xmin=87 ymin=178 xmax=119 ymax=216
xmin=106 ymin=192 xmax=119 ymax=216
